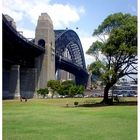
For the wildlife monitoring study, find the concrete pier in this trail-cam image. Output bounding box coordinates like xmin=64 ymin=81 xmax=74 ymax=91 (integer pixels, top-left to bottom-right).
xmin=9 ymin=65 xmax=20 ymax=99
xmin=35 ymin=13 xmax=55 ymax=89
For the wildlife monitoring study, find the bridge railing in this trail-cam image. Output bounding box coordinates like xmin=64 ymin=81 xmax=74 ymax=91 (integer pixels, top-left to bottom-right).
xmin=3 ymin=14 xmax=45 ymax=52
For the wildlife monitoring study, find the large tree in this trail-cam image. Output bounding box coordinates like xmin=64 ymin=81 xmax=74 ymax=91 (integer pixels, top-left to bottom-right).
xmin=86 ymin=13 xmax=137 ymax=104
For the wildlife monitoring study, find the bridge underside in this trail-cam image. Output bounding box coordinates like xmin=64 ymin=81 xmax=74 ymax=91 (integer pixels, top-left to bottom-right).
xmin=3 ymin=15 xmax=89 ymax=99
xmin=3 ymin=15 xmax=45 ymax=99
xmin=3 ymin=15 xmax=45 ymax=68
xmin=55 ymin=55 xmax=88 ymax=86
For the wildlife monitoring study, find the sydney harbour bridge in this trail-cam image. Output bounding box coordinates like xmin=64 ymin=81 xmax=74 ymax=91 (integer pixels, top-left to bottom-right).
xmin=3 ymin=13 xmax=89 ymax=99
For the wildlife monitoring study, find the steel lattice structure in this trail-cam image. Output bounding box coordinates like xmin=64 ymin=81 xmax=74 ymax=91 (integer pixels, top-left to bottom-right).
xmin=55 ymin=30 xmax=88 ymax=86
xmin=55 ymin=30 xmax=86 ymax=70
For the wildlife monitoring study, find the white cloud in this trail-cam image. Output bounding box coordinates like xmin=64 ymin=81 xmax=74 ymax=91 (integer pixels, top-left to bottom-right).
xmin=2 ymin=0 xmax=85 ymax=29
xmin=3 ymin=0 xmax=30 ymax=22
xmin=81 ymin=36 xmax=97 ymax=53
xmin=80 ymin=36 xmax=98 ymax=66
xmin=17 ymin=28 xmax=35 ymax=39
xmin=47 ymin=4 xmax=81 ymax=28
xmin=80 ymin=35 xmax=108 ymax=66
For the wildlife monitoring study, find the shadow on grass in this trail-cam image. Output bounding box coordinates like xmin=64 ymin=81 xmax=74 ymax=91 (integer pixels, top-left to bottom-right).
xmin=78 ymin=101 xmax=137 ymax=108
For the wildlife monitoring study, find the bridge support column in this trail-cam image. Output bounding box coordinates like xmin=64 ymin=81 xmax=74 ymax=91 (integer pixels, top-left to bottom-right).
xmin=9 ymin=65 xmax=20 ymax=99
xmin=20 ymin=68 xmax=37 ymax=99
xmin=35 ymin=13 xmax=55 ymax=89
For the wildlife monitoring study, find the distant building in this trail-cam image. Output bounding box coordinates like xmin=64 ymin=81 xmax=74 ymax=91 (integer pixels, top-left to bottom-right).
xmin=57 ymin=69 xmax=75 ymax=81
xmin=56 ymin=48 xmax=75 ymax=81
xmin=112 ymin=81 xmax=137 ymax=96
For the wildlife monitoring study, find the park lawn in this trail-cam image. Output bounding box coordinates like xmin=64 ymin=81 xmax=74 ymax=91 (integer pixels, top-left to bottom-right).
xmin=3 ymin=98 xmax=137 ymax=140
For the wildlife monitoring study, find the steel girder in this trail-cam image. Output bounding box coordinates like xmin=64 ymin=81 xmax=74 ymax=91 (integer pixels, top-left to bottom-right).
xmin=3 ymin=15 xmax=45 ymax=67
xmin=54 ymin=30 xmax=86 ymax=70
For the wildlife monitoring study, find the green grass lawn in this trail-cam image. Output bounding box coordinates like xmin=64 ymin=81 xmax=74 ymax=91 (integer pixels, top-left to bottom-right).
xmin=3 ymin=98 xmax=137 ymax=140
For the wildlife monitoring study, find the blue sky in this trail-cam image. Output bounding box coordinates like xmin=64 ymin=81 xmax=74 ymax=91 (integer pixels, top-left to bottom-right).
xmin=2 ymin=0 xmax=137 ymax=66
xmin=51 ymin=0 xmax=137 ymax=36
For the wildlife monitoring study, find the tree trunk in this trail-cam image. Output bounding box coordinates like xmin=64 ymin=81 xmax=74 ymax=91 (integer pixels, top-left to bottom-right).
xmin=101 ymin=84 xmax=111 ymax=104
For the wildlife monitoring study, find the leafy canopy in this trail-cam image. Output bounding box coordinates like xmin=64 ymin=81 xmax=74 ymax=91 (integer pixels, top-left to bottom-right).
xmin=87 ymin=12 xmax=137 ymax=88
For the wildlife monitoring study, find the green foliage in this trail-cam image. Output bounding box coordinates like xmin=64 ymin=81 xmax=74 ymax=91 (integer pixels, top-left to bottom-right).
xmin=86 ymin=12 xmax=137 ymax=103
xmin=86 ymin=41 xmax=104 ymax=60
xmin=69 ymin=85 xmax=78 ymax=97
xmin=93 ymin=13 xmax=135 ymax=36
xmin=57 ymin=80 xmax=85 ymax=97
xmin=57 ymin=80 xmax=75 ymax=96
xmin=69 ymin=85 xmax=84 ymax=97
xmin=77 ymin=85 xmax=85 ymax=95
xmin=61 ymin=80 xmax=75 ymax=86
xmin=46 ymin=80 xmax=85 ymax=98
xmin=37 ymin=88 xmax=49 ymax=98
xmin=57 ymin=84 xmax=70 ymax=96
xmin=47 ymin=80 xmax=61 ymax=93
xmin=88 ymin=60 xmax=105 ymax=76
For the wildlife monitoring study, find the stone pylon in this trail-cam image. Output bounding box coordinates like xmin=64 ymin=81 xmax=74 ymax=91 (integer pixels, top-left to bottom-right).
xmin=35 ymin=13 xmax=55 ymax=89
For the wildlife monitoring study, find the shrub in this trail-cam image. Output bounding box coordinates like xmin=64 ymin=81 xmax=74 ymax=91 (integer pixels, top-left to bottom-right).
xmin=47 ymin=80 xmax=85 ymax=98
xmin=69 ymin=85 xmax=78 ymax=97
xmin=57 ymin=85 xmax=70 ymax=96
xmin=47 ymin=80 xmax=60 ymax=91
xmin=47 ymin=80 xmax=61 ymax=98
xmin=76 ymin=85 xmax=85 ymax=95
xmin=69 ymin=85 xmax=85 ymax=97
xmin=74 ymin=101 xmax=79 ymax=107
xmin=61 ymin=80 xmax=75 ymax=86
xmin=37 ymin=88 xmax=49 ymax=98
xmin=58 ymin=80 xmax=76 ymax=97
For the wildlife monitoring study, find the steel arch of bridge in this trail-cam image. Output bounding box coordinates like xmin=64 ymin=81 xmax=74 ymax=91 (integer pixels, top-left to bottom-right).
xmin=55 ymin=30 xmax=88 ymax=86
xmin=55 ymin=30 xmax=86 ymax=70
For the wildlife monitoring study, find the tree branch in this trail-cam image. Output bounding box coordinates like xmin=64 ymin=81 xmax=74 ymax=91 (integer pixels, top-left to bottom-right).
xmin=119 ymin=72 xmax=137 ymax=78
xmin=117 ymin=56 xmax=137 ymax=70
xmin=130 ymin=64 xmax=137 ymax=71
xmin=97 ymin=34 xmax=105 ymax=43
xmin=126 ymin=75 xmax=137 ymax=82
